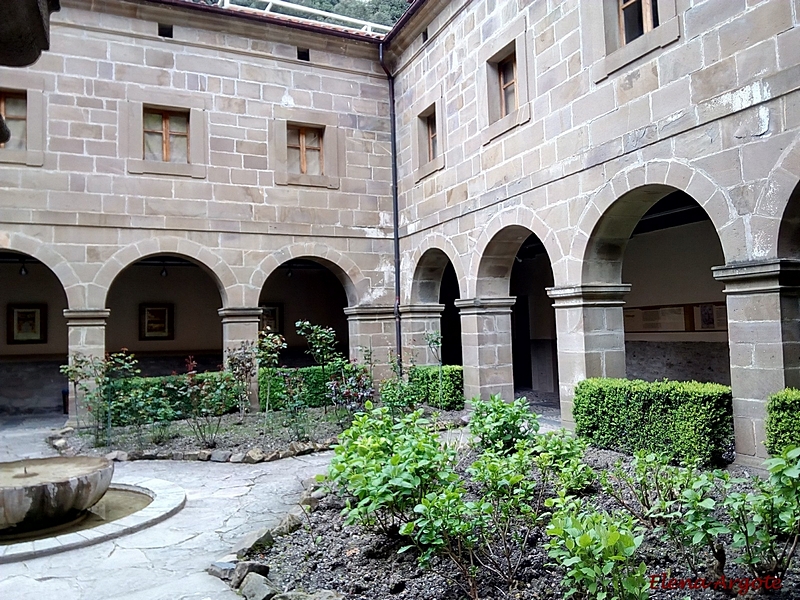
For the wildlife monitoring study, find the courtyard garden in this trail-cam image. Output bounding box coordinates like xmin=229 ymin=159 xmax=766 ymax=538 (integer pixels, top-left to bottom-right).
xmin=239 ymin=388 xmax=800 ymax=600
xmin=49 ymin=318 xmax=800 ymax=599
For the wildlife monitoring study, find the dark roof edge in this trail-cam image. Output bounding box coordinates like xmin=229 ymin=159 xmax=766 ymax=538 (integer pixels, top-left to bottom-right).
xmin=382 ymin=0 xmax=427 ymax=46
xmin=136 ymin=0 xmax=385 ymax=43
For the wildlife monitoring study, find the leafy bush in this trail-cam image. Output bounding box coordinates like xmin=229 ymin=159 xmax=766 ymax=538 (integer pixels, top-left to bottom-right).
xmin=327 ymin=360 xmax=374 ymax=414
xmin=535 ymin=429 xmax=595 ymax=494
xmin=469 ymin=395 xmax=540 ymax=453
xmin=378 ymin=372 xmax=419 ymax=413
xmin=328 ymin=402 xmax=458 ymax=535
xmin=259 ymin=365 xmax=339 ymax=409
xmin=107 ymin=371 xmax=239 ymax=425
xmin=722 ymin=445 xmax=800 ymax=580
xmin=545 ymin=494 xmax=649 ymax=600
xmin=573 ymin=378 xmax=733 ymax=466
xmin=401 ymin=440 xmax=541 ymax=600
xmin=766 ymin=388 xmax=800 ymax=455
xmin=408 ymin=365 xmax=465 ymax=410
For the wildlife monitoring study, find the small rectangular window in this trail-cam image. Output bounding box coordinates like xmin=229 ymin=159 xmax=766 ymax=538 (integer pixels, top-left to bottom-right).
xmin=158 ymin=23 xmax=174 ymax=38
xmin=0 ymin=92 xmax=27 ymax=151
xmin=287 ymin=125 xmax=323 ymax=175
xmin=297 ymin=48 xmax=310 ymax=61
xmin=143 ymin=109 xmax=189 ymax=163
xmin=619 ymin=0 xmax=659 ymax=45
xmin=426 ymin=112 xmax=437 ymax=162
xmin=422 ymin=28 xmax=429 ymax=43
xmin=498 ymin=55 xmax=517 ymax=119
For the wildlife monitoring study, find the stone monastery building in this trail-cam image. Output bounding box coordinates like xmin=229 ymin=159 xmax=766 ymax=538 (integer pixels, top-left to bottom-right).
xmin=1 ymin=0 xmax=799 ymax=466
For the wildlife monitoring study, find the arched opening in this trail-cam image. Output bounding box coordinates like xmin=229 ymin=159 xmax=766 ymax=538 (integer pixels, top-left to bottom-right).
xmin=105 ymin=255 xmax=224 ymax=376
xmin=778 ymin=180 xmax=800 ymax=259
xmin=440 ymin=262 xmax=462 ymax=366
xmin=409 ymin=248 xmax=462 ymax=366
xmin=510 ymin=234 xmax=558 ymax=402
xmin=259 ymin=258 xmax=349 ymax=366
xmin=589 ymin=187 xmax=730 ymax=384
xmin=0 ymin=251 xmax=69 ymax=414
xmin=476 ymin=225 xmax=559 ymax=411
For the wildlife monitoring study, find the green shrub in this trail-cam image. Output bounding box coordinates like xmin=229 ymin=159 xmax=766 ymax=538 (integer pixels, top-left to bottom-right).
xmin=534 ymin=429 xmax=595 ymax=494
xmin=328 ymin=402 xmax=458 ymax=535
xmin=258 ymin=365 xmax=336 ymax=409
xmin=573 ymin=378 xmax=733 ymax=466
xmin=107 ymin=371 xmax=238 ymax=426
xmin=766 ymin=388 xmax=800 ymax=455
xmin=408 ymin=365 xmax=465 ymax=410
xmin=545 ymin=494 xmax=649 ymax=600
xmin=469 ymin=395 xmax=540 ymax=453
xmin=401 ymin=440 xmax=540 ymax=600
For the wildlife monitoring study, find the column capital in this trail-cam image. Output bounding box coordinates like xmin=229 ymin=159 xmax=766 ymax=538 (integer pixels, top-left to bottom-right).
xmin=343 ymin=305 xmax=395 ymax=320
xmin=454 ymin=297 xmax=516 ymax=314
xmin=546 ymin=284 xmax=631 ymax=307
xmin=399 ymin=303 xmax=445 ymax=317
xmin=218 ymin=307 xmax=263 ymax=323
xmin=712 ymin=259 xmax=800 ymax=294
xmin=63 ymin=308 xmax=110 ymax=324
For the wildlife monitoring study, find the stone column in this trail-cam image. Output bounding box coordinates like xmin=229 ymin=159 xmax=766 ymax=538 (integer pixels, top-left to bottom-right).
xmin=546 ymin=284 xmax=631 ymax=428
xmin=344 ymin=305 xmax=396 ymax=381
xmin=713 ymin=260 xmax=800 ymax=466
xmin=218 ymin=307 xmax=263 ymax=411
xmin=455 ymin=297 xmax=516 ymax=402
xmin=400 ymin=304 xmax=445 ymax=366
xmin=63 ymin=308 xmax=110 ymax=426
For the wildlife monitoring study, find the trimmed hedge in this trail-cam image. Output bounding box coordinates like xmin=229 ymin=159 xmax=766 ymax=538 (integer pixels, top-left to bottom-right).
xmin=258 ymin=365 xmax=331 ymax=409
xmin=573 ymin=378 xmax=733 ymax=465
xmin=105 ymin=371 xmax=240 ymax=426
xmin=408 ymin=365 xmax=465 ymax=410
xmin=766 ymin=388 xmax=800 ymax=455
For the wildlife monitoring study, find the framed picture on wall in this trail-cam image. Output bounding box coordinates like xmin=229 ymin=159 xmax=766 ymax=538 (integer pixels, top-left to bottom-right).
xmin=139 ymin=303 xmax=174 ymax=340
xmin=7 ymin=304 xmax=47 ymax=344
xmin=259 ymin=304 xmax=283 ymax=334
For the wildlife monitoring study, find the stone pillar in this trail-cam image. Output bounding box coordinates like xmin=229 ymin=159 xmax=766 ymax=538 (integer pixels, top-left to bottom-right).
xmin=63 ymin=308 xmax=110 ymax=426
xmin=400 ymin=304 xmax=445 ymax=366
xmin=713 ymin=260 xmax=800 ymax=466
xmin=546 ymin=284 xmax=631 ymax=428
xmin=344 ymin=305 xmax=396 ymax=381
xmin=218 ymin=307 xmax=262 ymax=411
xmin=455 ymin=297 xmax=516 ymax=401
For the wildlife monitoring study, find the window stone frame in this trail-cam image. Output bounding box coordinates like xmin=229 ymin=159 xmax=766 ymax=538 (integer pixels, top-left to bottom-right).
xmin=270 ymin=106 xmax=344 ymax=189
xmin=411 ymin=84 xmax=445 ymax=183
xmin=478 ymin=16 xmax=531 ymax=146
xmin=122 ymin=88 xmax=208 ymax=179
xmin=588 ymin=0 xmax=680 ymax=83
xmin=0 ymin=71 xmax=45 ymax=167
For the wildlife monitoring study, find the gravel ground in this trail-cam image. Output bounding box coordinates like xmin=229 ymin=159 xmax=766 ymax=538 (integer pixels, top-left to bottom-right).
xmin=248 ymin=447 xmax=800 ymax=600
xmin=68 ymin=405 xmax=468 ymax=457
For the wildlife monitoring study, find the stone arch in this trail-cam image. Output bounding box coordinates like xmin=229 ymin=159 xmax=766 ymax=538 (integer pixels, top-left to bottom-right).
xmin=0 ymin=231 xmax=83 ymax=308
xmin=577 ymin=160 xmax=738 ymax=284
xmin=406 ymin=235 xmax=466 ymax=304
xmin=91 ymin=237 xmax=236 ymax=308
xmin=248 ymin=243 xmax=365 ymax=307
xmin=771 ymin=138 xmax=800 ymax=259
xmin=470 ymin=206 xmax=560 ymax=298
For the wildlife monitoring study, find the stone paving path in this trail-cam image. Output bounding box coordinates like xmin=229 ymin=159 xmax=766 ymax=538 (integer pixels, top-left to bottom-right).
xmin=0 ymin=414 xmax=63 ymax=462
xmin=0 ymin=423 xmax=332 ymax=600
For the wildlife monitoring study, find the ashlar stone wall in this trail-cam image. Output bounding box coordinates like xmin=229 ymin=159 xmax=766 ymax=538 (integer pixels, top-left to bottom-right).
xmin=390 ymin=0 xmax=800 ymax=465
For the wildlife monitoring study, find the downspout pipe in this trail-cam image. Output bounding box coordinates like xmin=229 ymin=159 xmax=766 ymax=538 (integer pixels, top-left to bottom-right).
xmin=378 ymin=42 xmax=403 ymax=373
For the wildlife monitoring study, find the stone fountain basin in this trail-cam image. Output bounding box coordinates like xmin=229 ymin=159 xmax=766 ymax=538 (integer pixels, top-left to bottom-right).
xmin=0 ymin=456 xmax=114 ymax=531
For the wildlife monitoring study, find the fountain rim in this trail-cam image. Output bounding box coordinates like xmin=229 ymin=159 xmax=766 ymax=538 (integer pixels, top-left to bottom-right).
xmin=0 ymin=477 xmax=186 ymax=564
xmin=0 ymin=456 xmax=113 ymax=489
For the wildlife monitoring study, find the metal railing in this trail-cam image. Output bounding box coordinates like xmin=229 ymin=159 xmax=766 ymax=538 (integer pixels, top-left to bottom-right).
xmin=217 ymin=0 xmax=392 ymax=36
